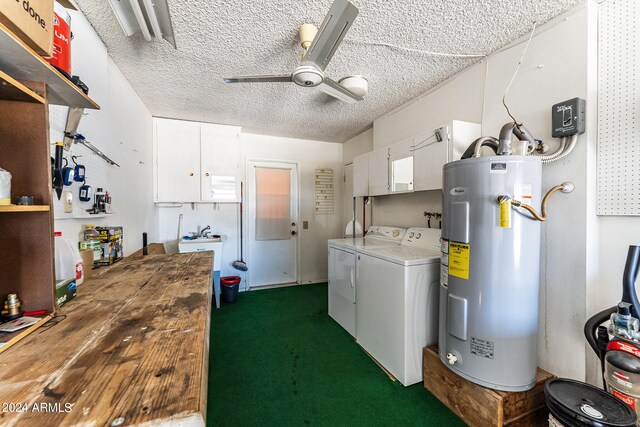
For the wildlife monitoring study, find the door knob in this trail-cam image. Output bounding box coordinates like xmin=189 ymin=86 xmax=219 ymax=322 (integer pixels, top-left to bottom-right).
xmin=291 ymin=231 xmax=297 ymax=236
xmin=291 ymin=222 xmax=296 ymax=226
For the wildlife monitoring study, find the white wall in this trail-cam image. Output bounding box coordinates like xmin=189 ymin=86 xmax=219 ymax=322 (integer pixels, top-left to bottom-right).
xmin=157 ymin=133 xmax=343 ymax=288
xmin=50 ymin=9 xmax=155 ymax=255
xmin=373 ymin=63 xmax=486 ymax=150
xmin=345 ymin=3 xmax=599 ymax=380
xmin=343 ymin=128 xmax=373 ymax=164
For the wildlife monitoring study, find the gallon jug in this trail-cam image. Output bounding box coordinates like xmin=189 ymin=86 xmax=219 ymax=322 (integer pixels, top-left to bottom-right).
xmin=55 ymin=232 xmax=83 ymax=285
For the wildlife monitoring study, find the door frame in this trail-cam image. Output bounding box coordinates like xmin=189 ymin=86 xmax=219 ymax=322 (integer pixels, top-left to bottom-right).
xmin=245 ymin=158 xmax=300 ymax=289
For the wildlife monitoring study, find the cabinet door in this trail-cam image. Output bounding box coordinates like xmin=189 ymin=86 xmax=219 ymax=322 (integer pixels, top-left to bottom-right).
xmin=155 ymin=119 xmax=201 ymax=202
xmin=389 ymin=138 xmax=414 ymax=193
xmin=200 ymin=124 xmax=241 ymax=202
xmin=368 ymin=147 xmax=389 ymax=196
xmin=353 ymin=153 xmax=369 ymax=196
xmin=413 ymin=127 xmax=448 ymax=191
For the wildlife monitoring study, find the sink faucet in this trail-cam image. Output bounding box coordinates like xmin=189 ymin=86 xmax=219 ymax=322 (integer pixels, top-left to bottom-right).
xmin=200 ymin=225 xmax=211 ymax=238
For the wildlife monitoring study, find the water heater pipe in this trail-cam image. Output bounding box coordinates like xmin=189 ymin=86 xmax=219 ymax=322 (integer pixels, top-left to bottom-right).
xmin=540 ymin=134 xmax=578 ymax=164
xmin=497 ymin=182 xmax=574 ymax=221
xmin=461 ymin=137 xmax=499 ymax=159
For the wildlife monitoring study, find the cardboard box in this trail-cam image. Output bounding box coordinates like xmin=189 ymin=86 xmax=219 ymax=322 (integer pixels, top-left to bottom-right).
xmin=0 ymin=0 xmax=54 ymax=57
xmin=95 ymin=226 xmax=124 ymax=266
xmin=55 ymin=278 xmax=76 ymax=307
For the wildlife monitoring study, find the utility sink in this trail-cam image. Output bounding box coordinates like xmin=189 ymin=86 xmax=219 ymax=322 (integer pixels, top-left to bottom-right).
xmin=178 ymin=238 xmax=223 ymax=271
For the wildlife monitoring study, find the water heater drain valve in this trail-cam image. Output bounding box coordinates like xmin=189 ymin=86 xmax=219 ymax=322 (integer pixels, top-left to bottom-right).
xmin=446 ymin=352 xmax=459 ymax=365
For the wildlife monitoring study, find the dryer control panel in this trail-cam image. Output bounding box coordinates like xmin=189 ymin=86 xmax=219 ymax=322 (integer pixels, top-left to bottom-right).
xmin=402 ymin=227 xmax=441 ymax=251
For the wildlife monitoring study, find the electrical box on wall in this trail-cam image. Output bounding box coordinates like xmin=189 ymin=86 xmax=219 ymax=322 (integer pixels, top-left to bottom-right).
xmin=552 ymin=97 xmax=586 ymax=137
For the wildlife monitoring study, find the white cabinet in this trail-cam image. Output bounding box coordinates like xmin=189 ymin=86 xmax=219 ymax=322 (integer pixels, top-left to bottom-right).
xmin=389 ymin=138 xmax=414 ymax=193
xmin=368 ymin=147 xmax=389 ymax=196
xmin=353 ymin=148 xmax=390 ymax=197
xmin=413 ymin=120 xmax=481 ymax=191
xmin=155 ymin=119 xmax=201 ymax=202
xmin=352 ymin=153 xmax=369 ymax=197
xmin=351 ymin=121 xmax=479 ymax=197
xmin=200 ymin=123 xmax=241 ymax=202
xmin=154 ymin=118 xmax=241 ymax=203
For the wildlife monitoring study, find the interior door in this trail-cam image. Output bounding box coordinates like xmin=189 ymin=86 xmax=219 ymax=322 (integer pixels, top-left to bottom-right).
xmin=247 ymin=161 xmax=299 ymax=287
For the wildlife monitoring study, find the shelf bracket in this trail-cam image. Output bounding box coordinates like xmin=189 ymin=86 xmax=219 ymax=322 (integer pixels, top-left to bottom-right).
xmin=63 ymin=107 xmax=84 ymax=150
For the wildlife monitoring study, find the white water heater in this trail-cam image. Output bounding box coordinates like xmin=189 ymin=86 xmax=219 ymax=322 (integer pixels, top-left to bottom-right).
xmin=439 ymin=155 xmax=542 ymax=391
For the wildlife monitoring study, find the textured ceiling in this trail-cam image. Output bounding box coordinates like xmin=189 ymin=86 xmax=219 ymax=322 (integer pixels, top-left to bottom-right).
xmin=75 ymin=0 xmax=583 ymax=143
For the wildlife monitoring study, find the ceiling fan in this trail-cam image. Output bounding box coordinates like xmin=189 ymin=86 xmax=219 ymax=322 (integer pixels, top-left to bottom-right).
xmin=223 ymin=0 xmax=365 ymax=103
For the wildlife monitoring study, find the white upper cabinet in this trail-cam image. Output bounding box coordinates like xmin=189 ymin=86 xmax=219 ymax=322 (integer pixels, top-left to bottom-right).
xmin=368 ymin=147 xmax=390 ymax=196
xmin=154 ymin=118 xmax=241 ymax=203
xmin=200 ymin=123 xmax=241 ymax=202
xmin=413 ymin=120 xmax=481 ymax=191
xmin=353 ymin=153 xmax=369 ymax=197
xmin=389 ymin=137 xmax=414 ymax=193
xmin=155 ymin=118 xmax=201 ymax=202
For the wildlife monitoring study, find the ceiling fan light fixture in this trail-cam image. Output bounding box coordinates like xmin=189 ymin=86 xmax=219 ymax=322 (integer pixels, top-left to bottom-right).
xmin=338 ymin=75 xmax=368 ymax=98
xmin=107 ymin=0 xmax=177 ymax=48
xmin=299 ymin=24 xmax=318 ymax=50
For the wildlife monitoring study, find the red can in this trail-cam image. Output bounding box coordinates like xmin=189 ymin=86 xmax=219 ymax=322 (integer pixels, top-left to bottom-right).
xmin=47 ymin=2 xmax=71 ymax=78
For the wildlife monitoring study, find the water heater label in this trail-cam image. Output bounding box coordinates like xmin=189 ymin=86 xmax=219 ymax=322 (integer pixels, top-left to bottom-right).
xmin=448 ymin=242 xmax=470 ymax=280
xmin=470 ymin=337 xmax=494 ymax=359
xmin=490 ymin=162 xmax=508 ymax=173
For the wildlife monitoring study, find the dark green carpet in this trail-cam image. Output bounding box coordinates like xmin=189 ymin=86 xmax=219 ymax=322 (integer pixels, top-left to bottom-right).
xmin=209 ymin=283 xmax=464 ymax=427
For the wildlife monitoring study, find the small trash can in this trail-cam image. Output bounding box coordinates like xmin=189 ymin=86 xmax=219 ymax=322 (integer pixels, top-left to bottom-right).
xmin=221 ymin=276 xmax=241 ymax=303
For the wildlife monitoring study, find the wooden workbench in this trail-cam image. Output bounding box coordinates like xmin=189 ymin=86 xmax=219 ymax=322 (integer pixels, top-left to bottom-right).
xmin=0 ymin=251 xmax=212 ymax=427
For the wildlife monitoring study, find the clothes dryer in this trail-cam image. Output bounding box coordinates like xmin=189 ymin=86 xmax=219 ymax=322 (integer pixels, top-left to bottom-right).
xmin=356 ymin=228 xmax=441 ymax=385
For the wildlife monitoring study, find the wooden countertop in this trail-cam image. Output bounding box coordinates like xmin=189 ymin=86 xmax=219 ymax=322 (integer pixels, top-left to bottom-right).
xmin=0 ymin=251 xmax=212 ymax=427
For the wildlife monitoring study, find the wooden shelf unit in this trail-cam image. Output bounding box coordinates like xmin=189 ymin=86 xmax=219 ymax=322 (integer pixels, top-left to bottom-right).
xmin=0 ymin=71 xmax=45 ymax=104
xmin=0 ymin=81 xmax=56 ymax=314
xmin=0 ymin=205 xmax=50 ymax=213
xmin=0 ymin=22 xmax=100 ymax=110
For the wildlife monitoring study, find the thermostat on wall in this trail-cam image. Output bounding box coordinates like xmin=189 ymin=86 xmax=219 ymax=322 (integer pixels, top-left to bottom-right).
xmin=552 ymin=97 xmax=586 ymax=137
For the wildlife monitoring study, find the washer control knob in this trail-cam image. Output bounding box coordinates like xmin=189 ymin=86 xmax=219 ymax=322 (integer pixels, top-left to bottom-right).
xmin=416 ymin=233 xmax=421 ymax=239
xmin=409 ymin=232 xmax=414 ymax=238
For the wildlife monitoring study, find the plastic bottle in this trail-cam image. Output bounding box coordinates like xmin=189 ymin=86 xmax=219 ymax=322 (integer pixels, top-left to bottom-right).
xmin=609 ymin=302 xmax=640 ymax=341
xmin=55 ymin=232 xmax=83 ymax=285
xmin=80 ymin=224 xmax=101 ymax=263
xmin=0 ymin=167 xmax=10 ymax=205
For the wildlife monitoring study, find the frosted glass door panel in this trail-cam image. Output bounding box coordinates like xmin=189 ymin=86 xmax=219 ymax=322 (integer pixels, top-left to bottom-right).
xmin=255 ymin=167 xmax=291 ymax=241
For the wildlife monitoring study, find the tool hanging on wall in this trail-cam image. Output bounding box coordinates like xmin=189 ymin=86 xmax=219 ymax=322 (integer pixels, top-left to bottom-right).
xmin=52 ymin=142 xmax=64 ymax=200
xmin=72 ymin=156 xmax=85 ymax=182
xmin=62 ymin=158 xmax=75 ymax=186
xmin=65 ymin=133 xmax=120 ymax=167
xmin=79 ymin=179 xmax=92 ymax=202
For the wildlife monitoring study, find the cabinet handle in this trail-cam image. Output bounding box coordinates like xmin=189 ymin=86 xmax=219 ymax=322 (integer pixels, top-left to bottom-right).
xmin=189 ymin=172 xmax=194 ymax=176
xmin=205 ymin=173 xmax=210 ymax=176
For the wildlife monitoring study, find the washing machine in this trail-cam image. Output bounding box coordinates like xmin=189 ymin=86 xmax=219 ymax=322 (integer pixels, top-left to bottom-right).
xmin=327 ymin=226 xmax=406 ymax=337
xmin=356 ymin=227 xmax=441 ymax=386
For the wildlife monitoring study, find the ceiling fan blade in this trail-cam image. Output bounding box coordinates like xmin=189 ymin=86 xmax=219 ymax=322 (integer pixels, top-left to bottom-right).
xmin=223 ymin=75 xmax=293 ymax=83
xmin=318 ymin=77 xmax=362 ymax=103
xmin=302 ymin=0 xmax=358 ymax=71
